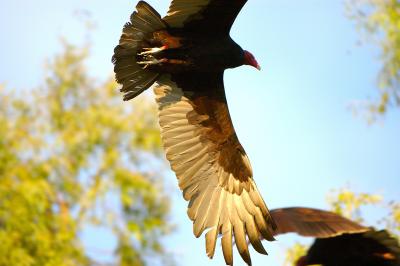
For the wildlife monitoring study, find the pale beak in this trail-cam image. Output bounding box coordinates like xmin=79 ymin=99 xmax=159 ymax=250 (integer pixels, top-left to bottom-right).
xmin=256 ymin=64 xmax=261 ymax=71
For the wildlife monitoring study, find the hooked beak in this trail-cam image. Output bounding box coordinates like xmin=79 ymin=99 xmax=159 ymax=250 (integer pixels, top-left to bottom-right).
xmin=256 ymin=64 xmax=261 ymax=71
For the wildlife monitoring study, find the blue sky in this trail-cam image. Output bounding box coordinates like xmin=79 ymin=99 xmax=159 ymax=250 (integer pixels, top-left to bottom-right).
xmin=1 ymin=0 xmax=399 ymax=265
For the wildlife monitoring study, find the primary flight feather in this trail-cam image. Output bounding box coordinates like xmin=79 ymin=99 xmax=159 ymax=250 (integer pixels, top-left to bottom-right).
xmin=112 ymin=1 xmax=273 ymax=265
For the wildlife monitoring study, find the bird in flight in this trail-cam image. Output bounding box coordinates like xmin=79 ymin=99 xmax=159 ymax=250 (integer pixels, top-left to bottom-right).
xmin=270 ymin=207 xmax=400 ymax=266
xmin=113 ymin=1 xmax=273 ymax=265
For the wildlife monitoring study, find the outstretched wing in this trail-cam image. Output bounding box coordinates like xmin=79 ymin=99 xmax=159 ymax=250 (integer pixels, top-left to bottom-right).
xmin=163 ymin=0 xmax=247 ymax=34
xmin=154 ymin=73 xmax=276 ymax=266
xmin=270 ymin=207 xmax=368 ymax=238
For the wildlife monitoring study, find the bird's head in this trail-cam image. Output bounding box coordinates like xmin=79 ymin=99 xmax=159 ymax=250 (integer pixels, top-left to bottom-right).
xmin=243 ymin=50 xmax=261 ymax=70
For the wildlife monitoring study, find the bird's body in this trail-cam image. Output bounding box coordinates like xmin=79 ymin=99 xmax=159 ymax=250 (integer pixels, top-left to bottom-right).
xmin=303 ymin=231 xmax=400 ymax=266
xmin=140 ymin=31 xmax=245 ymax=73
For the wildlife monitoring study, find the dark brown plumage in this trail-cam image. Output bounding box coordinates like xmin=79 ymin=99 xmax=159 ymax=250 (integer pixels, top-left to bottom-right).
xmin=296 ymin=230 xmax=400 ymax=266
xmin=112 ymin=1 xmax=270 ymax=265
xmin=269 ymin=207 xmax=400 ymax=266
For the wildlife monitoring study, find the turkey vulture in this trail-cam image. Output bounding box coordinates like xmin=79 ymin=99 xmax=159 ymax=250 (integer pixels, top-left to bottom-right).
xmin=112 ymin=1 xmax=273 ymax=265
xmin=270 ymin=207 xmax=400 ymax=266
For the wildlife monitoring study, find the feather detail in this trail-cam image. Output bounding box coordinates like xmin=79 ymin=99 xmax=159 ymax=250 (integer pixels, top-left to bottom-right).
xmin=112 ymin=1 xmax=167 ymax=100
xmin=270 ymin=207 xmax=368 ymax=238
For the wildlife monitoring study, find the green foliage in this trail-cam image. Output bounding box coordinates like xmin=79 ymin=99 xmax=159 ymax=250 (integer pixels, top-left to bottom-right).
xmin=283 ymin=243 xmax=308 ymax=266
xmin=346 ymin=0 xmax=400 ymax=121
xmin=327 ymin=188 xmax=400 ymax=238
xmin=0 ymin=42 xmax=171 ymax=265
xmin=327 ymin=187 xmax=382 ymax=223
xmin=384 ymin=201 xmax=400 ymax=237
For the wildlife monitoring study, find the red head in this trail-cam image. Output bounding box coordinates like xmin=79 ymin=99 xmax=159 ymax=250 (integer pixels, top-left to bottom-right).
xmin=243 ymin=50 xmax=261 ymax=70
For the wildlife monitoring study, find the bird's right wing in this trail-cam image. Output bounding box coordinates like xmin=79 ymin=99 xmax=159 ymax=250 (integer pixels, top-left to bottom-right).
xmin=270 ymin=207 xmax=368 ymax=238
xmin=153 ymin=73 xmax=275 ymax=266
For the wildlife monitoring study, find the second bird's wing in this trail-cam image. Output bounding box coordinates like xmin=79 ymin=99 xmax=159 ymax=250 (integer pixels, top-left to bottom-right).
xmin=270 ymin=207 xmax=368 ymax=238
xmin=154 ymin=72 xmax=275 ymax=266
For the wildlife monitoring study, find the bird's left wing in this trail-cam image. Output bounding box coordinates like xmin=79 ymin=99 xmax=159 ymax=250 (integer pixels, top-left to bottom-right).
xmin=163 ymin=0 xmax=247 ymax=34
xmin=270 ymin=207 xmax=368 ymax=238
xmin=154 ymin=73 xmax=275 ymax=265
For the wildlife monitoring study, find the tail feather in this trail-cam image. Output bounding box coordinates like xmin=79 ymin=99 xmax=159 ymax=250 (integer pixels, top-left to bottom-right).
xmin=112 ymin=1 xmax=166 ymax=101
xmin=136 ymin=1 xmax=166 ymax=29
